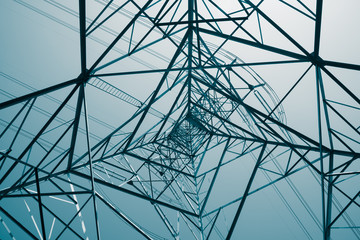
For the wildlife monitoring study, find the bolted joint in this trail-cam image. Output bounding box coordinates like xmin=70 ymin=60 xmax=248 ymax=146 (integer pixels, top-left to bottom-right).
xmin=77 ymin=69 xmax=91 ymax=83
xmin=310 ymin=52 xmax=324 ymax=66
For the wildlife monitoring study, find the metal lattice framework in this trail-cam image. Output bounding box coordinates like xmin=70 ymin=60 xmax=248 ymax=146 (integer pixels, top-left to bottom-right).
xmin=0 ymin=0 xmax=359 ymax=239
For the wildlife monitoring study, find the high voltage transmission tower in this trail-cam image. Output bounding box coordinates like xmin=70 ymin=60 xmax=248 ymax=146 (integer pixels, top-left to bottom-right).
xmin=0 ymin=0 xmax=359 ymax=239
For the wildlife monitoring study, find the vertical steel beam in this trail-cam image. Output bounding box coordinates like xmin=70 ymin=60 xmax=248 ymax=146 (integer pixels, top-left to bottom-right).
xmin=188 ymin=0 xmax=194 ymax=112
xmin=83 ymin=86 xmax=101 ymax=239
xmin=313 ymin=0 xmax=323 ymax=58
xmin=67 ymin=84 xmax=84 ymax=170
xmin=226 ymin=143 xmax=267 ymax=239
xmin=35 ymin=168 xmax=46 ymax=240
xmin=79 ymin=0 xmax=87 ymax=74
xmin=316 ymin=66 xmax=327 ymax=240
xmin=316 ymin=67 xmax=334 ymax=240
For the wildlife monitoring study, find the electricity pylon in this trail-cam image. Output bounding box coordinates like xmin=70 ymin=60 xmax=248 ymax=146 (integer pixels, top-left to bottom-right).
xmin=0 ymin=0 xmax=359 ymax=239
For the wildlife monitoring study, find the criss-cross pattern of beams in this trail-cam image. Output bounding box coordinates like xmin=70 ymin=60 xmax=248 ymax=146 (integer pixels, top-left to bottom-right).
xmin=0 ymin=0 xmax=359 ymax=239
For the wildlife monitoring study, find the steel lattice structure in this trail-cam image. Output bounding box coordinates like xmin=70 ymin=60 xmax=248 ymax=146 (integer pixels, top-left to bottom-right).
xmin=0 ymin=0 xmax=359 ymax=239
